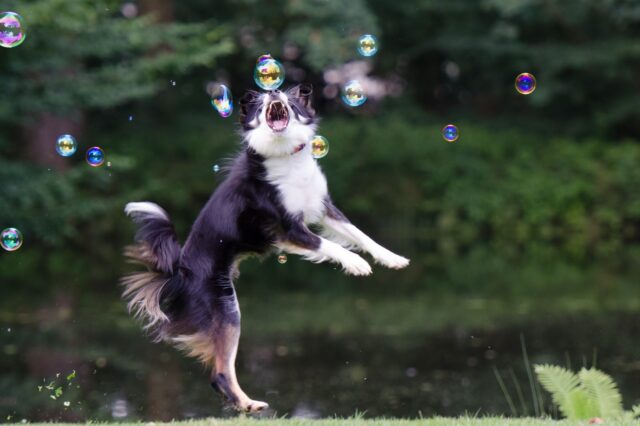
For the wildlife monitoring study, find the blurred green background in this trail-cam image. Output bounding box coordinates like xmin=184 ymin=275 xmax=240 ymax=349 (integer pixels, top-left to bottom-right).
xmin=1 ymin=0 xmax=639 ymax=422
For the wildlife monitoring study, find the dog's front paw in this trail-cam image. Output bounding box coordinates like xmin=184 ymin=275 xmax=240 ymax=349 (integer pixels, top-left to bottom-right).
xmin=373 ymin=249 xmax=410 ymax=269
xmin=340 ymin=251 xmax=372 ymax=276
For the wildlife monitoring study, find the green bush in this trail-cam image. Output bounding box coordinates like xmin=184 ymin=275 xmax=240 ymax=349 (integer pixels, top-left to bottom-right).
xmin=2 ymin=112 xmax=639 ymax=298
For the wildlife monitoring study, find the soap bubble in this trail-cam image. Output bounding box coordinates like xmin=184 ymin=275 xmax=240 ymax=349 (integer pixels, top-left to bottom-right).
xmin=213 ymin=164 xmax=220 ymax=173
xmin=310 ymin=135 xmax=329 ymax=159
xmin=277 ymin=254 xmax=287 ymax=264
xmin=0 ymin=12 xmax=26 ymax=48
xmin=211 ymin=84 xmax=233 ymax=118
xmin=357 ymin=34 xmax=378 ymax=57
xmin=55 ymin=134 xmax=77 ymax=157
xmin=254 ymin=55 xmax=285 ymax=91
xmin=86 ymin=147 xmax=105 ymax=167
xmin=442 ymin=124 xmax=459 ymax=142
xmin=515 ymin=73 xmax=536 ymax=95
xmin=1 ymin=228 xmax=23 ymax=252
xmin=341 ymin=80 xmax=367 ymax=107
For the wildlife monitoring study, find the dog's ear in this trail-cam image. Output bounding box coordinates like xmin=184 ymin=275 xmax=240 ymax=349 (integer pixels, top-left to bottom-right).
xmin=289 ymin=83 xmax=314 ymax=115
xmin=239 ymin=90 xmax=260 ymax=124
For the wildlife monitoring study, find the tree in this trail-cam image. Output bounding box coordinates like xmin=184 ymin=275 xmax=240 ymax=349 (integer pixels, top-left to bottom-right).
xmin=0 ymin=0 xmax=234 ymax=166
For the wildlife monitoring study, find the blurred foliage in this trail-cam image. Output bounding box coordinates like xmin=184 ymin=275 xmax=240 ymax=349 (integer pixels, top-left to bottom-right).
xmin=322 ymin=114 xmax=640 ymax=253
xmin=1 ymin=0 xmax=640 ymax=297
xmin=0 ymin=0 xmax=233 ymax=123
xmin=368 ymin=0 xmax=640 ymax=138
xmin=2 ymin=111 xmax=640 ymax=298
xmin=174 ymin=0 xmax=378 ymax=72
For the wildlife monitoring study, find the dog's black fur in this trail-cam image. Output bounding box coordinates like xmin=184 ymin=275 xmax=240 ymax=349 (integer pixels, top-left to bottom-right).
xmin=122 ymin=84 xmax=408 ymax=412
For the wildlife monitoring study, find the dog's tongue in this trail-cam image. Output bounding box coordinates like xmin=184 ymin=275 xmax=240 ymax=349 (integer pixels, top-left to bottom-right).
xmin=270 ymin=118 xmax=288 ymax=131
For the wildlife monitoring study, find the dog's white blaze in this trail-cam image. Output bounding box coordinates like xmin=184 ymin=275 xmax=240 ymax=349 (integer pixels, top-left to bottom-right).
xmin=124 ymin=201 xmax=169 ymax=220
xmin=243 ymin=92 xmax=326 ymax=223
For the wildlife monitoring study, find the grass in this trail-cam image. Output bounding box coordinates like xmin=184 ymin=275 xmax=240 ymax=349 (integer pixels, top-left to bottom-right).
xmin=20 ymin=417 xmax=640 ymax=426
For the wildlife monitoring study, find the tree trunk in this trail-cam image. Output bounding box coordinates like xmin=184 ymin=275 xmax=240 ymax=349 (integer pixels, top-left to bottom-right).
xmin=139 ymin=0 xmax=174 ymax=23
xmin=23 ymin=112 xmax=84 ymax=170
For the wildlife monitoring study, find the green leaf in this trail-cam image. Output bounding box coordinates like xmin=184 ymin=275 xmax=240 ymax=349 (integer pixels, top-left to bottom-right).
xmin=534 ymin=364 xmax=583 ymax=419
xmin=579 ymin=368 xmax=623 ymax=418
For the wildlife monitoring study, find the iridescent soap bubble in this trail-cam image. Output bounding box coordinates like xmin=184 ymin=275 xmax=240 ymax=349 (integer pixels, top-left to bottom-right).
xmin=86 ymin=147 xmax=105 ymax=167
xmin=442 ymin=124 xmax=459 ymax=142
xmin=1 ymin=228 xmax=23 ymax=252
xmin=310 ymin=135 xmax=329 ymax=159
xmin=0 ymin=12 xmax=26 ymax=48
xmin=341 ymin=80 xmax=367 ymax=107
xmin=357 ymin=34 xmax=378 ymax=57
xmin=213 ymin=164 xmax=220 ymax=173
xmin=515 ymin=72 xmax=536 ymax=95
xmin=277 ymin=254 xmax=288 ymax=264
xmin=254 ymin=54 xmax=285 ymax=91
xmin=55 ymin=134 xmax=77 ymax=157
xmin=211 ymin=84 xmax=233 ymax=118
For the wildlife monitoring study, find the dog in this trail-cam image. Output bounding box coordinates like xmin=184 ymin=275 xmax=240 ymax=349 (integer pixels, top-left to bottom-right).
xmin=121 ymin=84 xmax=410 ymax=413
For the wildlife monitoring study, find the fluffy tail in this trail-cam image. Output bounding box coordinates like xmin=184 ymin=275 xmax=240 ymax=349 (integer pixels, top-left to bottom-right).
xmin=121 ymin=202 xmax=181 ymax=335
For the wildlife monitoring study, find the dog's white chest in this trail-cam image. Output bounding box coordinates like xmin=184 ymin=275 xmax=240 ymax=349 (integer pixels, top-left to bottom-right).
xmin=264 ymin=152 xmax=328 ymax=223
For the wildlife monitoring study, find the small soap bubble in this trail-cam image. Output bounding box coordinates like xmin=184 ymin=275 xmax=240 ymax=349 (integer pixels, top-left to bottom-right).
xmin=515 ymin=72 xmax=536 ymax=95
xmin=357 ymin=34 xmax=378 ymax=57
xmin=212 ymin=164 xmax=220 ymax=173
xmin=128 ymin=115 xmax=133 ymax=122
xmin=120 ymin=2 xmax=138 ymax=19
xmin=1 ymin=228 xmax=23 ymax=252
xmin=86 ymin=147 xmax=105 ymax=167
xmin=341 ymin=80 xmax=367 ymax=107
xmin=254 ymin=54 xmax=285 ymax=91
xmin=277 ymin=254 xmax=288 ymax=264
xmin=442 ymin=124 xmax=459 ymax=142
xmin=256 ymin=54 xmax=272 ymax=63
xmin=63 ymin=401 xmax=70 ymax=407
xmin=211 ymin=84 xmax=233 ymax=118
xmin=170 ymin=80 xmax=176 ymax=87
xmin=0 ymin=12 xmax=26 ymax=48
xmin=55 ymin=134 xmax=77 ymax=157
xmin=310 ymin=135 xmax=329 ymax=159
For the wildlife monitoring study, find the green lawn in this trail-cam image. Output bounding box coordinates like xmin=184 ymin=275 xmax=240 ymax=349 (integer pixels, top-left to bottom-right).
xmin=22 ymin=418 xmax=637 ymax=426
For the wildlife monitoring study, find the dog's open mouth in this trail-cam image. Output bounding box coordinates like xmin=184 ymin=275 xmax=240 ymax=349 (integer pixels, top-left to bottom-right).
xmin=266 ymin=101 xmax=289 ymax=132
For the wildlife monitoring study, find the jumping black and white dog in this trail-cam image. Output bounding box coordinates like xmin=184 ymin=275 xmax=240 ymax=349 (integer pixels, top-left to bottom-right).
xmin=121 ymin=84 xmax=409 ymax=413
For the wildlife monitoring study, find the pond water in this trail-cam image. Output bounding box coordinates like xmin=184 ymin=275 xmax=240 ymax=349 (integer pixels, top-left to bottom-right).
xmin=1 ymin=303 xmax=639 ymax=421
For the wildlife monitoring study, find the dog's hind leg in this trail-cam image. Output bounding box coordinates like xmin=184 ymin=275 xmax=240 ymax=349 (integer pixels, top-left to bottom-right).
xmin=209 ymin=276 xmax=268 ymax=413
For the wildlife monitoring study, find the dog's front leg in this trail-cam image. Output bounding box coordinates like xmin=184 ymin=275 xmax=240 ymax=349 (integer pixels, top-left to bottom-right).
xmin=275 ymin=221 xmax=372 ymax=276
xmin=320 ymin=199 xmax=410 ymax=270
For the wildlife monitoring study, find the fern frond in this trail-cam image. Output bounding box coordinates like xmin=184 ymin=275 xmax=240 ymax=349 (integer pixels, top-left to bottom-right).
xmin=579 ymin=368 xmax=623 ymax=418
xmin=534 ymin=364 xmax=583 ymax=419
